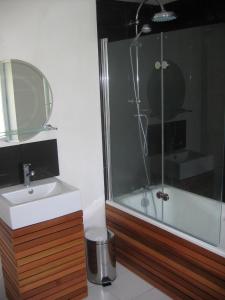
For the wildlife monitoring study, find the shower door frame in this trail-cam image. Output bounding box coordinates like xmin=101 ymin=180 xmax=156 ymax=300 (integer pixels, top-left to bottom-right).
xmin=100 ymin=38 xmax=113 ymax=201
xmin=100 ymin=35 xmax=166 ymax=203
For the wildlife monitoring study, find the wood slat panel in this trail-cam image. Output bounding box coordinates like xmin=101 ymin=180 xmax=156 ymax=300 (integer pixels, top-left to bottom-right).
xmin=5 ymin=288 xmax=16 ymax=300
xmin=20 ymin=264 xmax=86 ymax=293
xmin=4 ymin=273 xmax=21 ymax=300
xmin=18 ymin=243 xmax=84 ymax=273
xmin=45 ymin=281 xmax=87 ymax=300
xmin=3 ymin=267 xmax=20 ymax=296
xmin=15 ymin=232 xmax=83 ymax=259
xmin=117 ymin=239 xmax=221 ymax=299
xmin=113 ymin=226 xmax=225 ymax=296
xmin=57 ymin=287 xmax=88 ymax=300
xmin=0 ymin=218 xmax=14 ymax=237
xmin=14 ymin=224 xmax=83 ymax=252
xmin=107 ymin=208 xmax=225 ymax=275
xmin=2 ymin=263 xmax=19 ymax=289
xmin=17 ymin=239 xmax=83 ymax=266
xmin=26 ymin=274 xmax=86 ymax=300
xmin=106 ymin=204 xmax=225 ymax=300
xmin=13 ymin=211 xmax=83 ymax=237
xmin=117 ymin=254 xmax=190 ymax=300
xmin=18 ymin=252 xmax=85 ymax=280
xmin=116 ymin=229 xmax=225 ymax=298
xmin=117 ymin=248 xmax=205 ymax=300
xmin=22 ymin=270 xmax=85 ymax=299
xmin=0 ymin=236 xmax=16 ymax=263
xmin=20 ymin=257 xmax=85 ymax=287
xmin=14 ymin=218 xmax=82 ymax=246
xmin=0 ymin=211 xmax=87 ymax=300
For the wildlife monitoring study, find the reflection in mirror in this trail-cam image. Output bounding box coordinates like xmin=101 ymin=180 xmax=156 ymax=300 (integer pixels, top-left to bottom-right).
xmin=0 ymin=60 xmax=53 ymax=142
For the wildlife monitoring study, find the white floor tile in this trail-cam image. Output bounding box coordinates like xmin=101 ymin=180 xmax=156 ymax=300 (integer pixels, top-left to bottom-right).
xmin=105 ymin=267 xmax=153 ymax=300
xmin=85 ymin=285 xmax=119 ymax=300
xmin=116 ymin=262 xmax=128 ymax=275
xmin=135 ymin=288 xmax=172 ymax=300
xmin=87 ymin=279 xmax=95 ymax=288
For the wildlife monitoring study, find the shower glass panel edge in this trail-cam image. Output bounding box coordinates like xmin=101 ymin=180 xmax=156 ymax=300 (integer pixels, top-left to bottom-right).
xmin=100 ymin=38 xmax=112 ymax=201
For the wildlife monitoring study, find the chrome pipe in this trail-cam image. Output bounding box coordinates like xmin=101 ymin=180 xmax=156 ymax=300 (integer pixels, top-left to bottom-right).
xmin=100 ymin=38 xmax=113 ymax=201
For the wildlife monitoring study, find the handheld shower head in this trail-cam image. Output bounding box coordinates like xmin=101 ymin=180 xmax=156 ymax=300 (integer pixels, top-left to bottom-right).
xmin=141 ymin=24 xmax=152 ymax=33
xmin=134 ymin=24 xmax=151 ymax=41
xmin=130 ymin=24 xmax=151 ymax=46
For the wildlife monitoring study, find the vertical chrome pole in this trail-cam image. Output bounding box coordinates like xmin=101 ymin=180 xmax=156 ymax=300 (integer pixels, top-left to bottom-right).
xmin=161 ymin=32 xmax=165 ymax=194
xmin=161 ymin=32 xmax=165 ymax=221
xmin=100 ymin=38 xmax=113 ymax=201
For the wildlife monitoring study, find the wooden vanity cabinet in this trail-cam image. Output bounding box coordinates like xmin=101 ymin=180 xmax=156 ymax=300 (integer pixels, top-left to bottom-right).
xmin=0 ymin=211 xmax=88 ymax=300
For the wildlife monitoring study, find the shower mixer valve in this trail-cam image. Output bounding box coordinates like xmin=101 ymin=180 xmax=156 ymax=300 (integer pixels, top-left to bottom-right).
xmin=156 ymin=191 xmax=169 ymax=201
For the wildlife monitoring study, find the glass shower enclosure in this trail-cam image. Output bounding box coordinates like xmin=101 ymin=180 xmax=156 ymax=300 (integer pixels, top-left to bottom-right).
xmin=101 ymin=23 xmax=225 ymax=246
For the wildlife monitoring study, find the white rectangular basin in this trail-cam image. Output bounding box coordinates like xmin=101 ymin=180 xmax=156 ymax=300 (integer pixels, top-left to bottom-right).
xmin=0 ymin=178 xmax=81 ymax=229
xmin=165 ymin=150 xmax=214 ymax=180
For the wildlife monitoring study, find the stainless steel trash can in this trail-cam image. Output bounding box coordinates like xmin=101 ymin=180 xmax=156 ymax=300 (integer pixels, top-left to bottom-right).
xmin=85 ymin=227 xmax=116 ymax=286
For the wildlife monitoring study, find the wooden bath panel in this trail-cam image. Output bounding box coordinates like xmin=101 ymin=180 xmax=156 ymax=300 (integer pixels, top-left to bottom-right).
xmin=0 ymin=211 xmax=88 ymax=300
xmin=106 ymin=204 xmax=225 ymax=300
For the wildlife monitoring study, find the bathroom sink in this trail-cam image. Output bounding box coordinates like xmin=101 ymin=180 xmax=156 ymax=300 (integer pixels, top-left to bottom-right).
xmin=0 ymin=178 xmax=81 ymax=229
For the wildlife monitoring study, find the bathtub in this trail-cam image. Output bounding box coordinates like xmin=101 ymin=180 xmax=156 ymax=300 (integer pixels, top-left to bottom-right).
xmin=107 ymin=185 xmax=225 ymax=258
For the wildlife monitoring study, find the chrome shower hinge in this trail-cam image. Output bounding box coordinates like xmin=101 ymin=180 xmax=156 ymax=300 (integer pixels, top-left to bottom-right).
xmin=128 ymin=99 xmax=141 ymax=104
xmin=155 ymin=61 xmax=170 ymax=70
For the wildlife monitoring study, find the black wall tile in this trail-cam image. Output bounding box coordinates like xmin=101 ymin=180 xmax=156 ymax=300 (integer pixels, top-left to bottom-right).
xmin=0 ymin=139 xmax=59 ymax=188
xmin=97 ymin=0 xmax=225 ymax=42
xmin=148 ymin=120 xmax=186 ymax=156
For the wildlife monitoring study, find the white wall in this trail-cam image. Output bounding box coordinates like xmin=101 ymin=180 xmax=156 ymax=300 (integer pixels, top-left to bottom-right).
xmin=0 ymin=0 xmax=105 ymax=228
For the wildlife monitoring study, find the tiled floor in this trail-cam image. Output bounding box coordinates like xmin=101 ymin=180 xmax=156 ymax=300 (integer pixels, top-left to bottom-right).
xmin=0 ymin=262 xmax=171 ymax=300
xmin=85 ymin=263 xmax=172 ymax=300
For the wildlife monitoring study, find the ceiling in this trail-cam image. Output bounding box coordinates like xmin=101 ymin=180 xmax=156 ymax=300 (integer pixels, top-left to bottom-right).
xmin=116 ymin=0 xmax=178 ymax=5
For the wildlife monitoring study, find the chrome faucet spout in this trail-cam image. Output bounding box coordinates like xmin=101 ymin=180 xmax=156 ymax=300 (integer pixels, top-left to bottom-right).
xmin=23 ymin=163 xmax=35 ymax=187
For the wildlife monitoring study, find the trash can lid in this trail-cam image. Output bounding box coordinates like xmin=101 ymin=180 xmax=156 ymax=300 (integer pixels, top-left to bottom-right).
xmin=85 ymin=227 xmax=114 ymax=243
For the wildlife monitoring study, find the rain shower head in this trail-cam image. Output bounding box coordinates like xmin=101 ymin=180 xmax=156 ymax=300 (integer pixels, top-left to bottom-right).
xmin=131 ymin=0 xmax=177 ymax=27
xmin=152 ymin=9 xmax=177 ymax=22
xmin=152 ymin=0 xmax=177 ymax=22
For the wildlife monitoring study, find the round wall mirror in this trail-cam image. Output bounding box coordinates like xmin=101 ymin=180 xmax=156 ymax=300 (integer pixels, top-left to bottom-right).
xmin=147 ymin=60 xmax=185 ymax=121
xmin=0 ymin=59 xmax=53 ymax=142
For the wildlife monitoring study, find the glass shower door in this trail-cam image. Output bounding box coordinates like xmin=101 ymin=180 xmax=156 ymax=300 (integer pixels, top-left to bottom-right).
xmin=102 ymin=23 xmax=223 ymax=246
xmin=103 ymin=33 xmax=164 ymax=222
xmin=160 ymin=24 xmax=224 ymax=245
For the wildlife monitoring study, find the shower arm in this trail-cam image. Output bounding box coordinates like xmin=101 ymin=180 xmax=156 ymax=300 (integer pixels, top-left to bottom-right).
xmin=154 ymin=0 xmax=165 ymax=12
